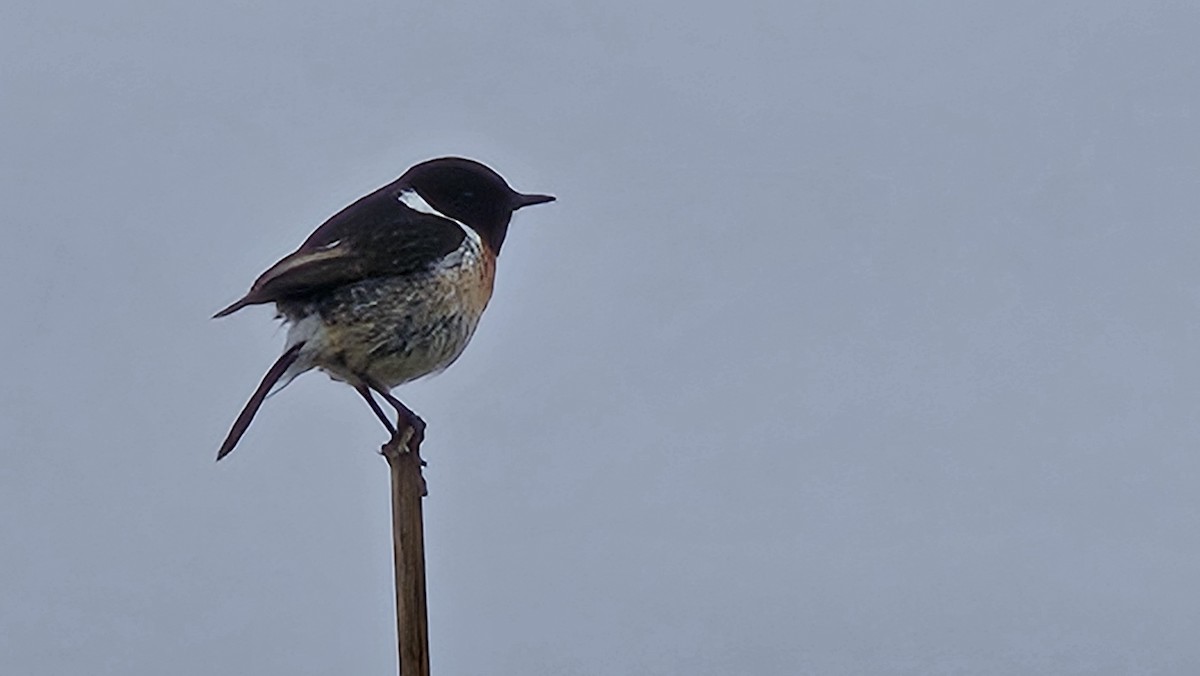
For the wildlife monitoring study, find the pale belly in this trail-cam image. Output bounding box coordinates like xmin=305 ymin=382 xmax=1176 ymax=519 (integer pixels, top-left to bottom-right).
xmin=278 ymin=245 xmax=496 ymax=389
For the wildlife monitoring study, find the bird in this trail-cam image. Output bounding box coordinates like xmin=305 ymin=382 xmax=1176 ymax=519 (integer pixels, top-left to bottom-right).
xmin=213 ymin=157 xmax=554 ymax=461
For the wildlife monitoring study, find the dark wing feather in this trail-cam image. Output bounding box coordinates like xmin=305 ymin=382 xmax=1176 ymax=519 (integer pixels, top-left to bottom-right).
xmin=214 ymin=186 xmax=465 ymax=317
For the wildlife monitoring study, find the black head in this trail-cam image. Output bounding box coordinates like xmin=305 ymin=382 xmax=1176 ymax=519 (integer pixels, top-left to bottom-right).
xmin=398 ymin=157 xmax=554 ymax=254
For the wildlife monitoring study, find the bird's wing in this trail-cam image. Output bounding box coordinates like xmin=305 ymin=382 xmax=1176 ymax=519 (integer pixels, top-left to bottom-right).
xmin=214 ymin=189 xmax=466 ymax=317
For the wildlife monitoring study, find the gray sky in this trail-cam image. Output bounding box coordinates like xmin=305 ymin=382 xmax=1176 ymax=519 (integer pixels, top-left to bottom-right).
xmin=3 ymin=1 xmax=1199 ymax=674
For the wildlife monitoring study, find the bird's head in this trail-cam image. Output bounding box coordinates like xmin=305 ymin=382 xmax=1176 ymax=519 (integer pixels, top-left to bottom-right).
xmin=399 ymin=157 xmax=554 ymax=254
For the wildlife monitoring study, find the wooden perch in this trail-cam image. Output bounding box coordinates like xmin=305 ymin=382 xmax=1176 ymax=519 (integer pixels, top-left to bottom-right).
xmin=382 ymin=429 xmax=430 ymax=676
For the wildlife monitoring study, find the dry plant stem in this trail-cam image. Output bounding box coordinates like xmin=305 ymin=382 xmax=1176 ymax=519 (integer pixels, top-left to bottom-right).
xmin=382 ymin=427 xmax=430 ymax=676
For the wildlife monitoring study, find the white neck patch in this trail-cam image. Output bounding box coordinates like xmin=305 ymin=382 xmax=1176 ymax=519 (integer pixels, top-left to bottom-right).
xmin=397 ymin=189 xmax=482 ymax=247
xmin=397 ymin=188 xmax=445 ymax=218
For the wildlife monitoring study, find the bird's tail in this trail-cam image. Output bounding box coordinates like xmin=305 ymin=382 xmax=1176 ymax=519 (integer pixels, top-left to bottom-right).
xmin=216 ymin=342 xmax=305 ymax=461
xmin=212 ymin=298 xmax=251 ymax=319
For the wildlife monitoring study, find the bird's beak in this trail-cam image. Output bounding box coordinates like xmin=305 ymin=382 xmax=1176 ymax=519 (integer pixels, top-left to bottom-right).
xmin=512 ymin=192 xmax=556 ymax=209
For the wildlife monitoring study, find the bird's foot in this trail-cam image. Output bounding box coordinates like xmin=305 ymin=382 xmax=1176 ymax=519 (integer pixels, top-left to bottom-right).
xmin=392 ymin=423 xmax=426 ymax=465
xmin=380 ymin=421 xmax=426 ymax=466
xmin=380 ymin=428 xmax=428 ymax=497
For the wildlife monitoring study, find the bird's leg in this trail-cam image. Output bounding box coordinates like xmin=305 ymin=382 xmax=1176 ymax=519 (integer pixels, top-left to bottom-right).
xmin=365 ymin=379 xmax=426 ymax=461
xmin=354 ymin=384 xmax=397 ymax=436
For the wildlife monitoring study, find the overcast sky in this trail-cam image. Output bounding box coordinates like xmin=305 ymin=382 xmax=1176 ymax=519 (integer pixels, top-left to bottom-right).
xmin=3 ymin=1 xmax=1199 ymax=674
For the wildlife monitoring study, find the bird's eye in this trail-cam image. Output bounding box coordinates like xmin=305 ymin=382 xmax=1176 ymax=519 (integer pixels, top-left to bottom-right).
xmin=460 ymin=191 xmax=475 ymax=200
